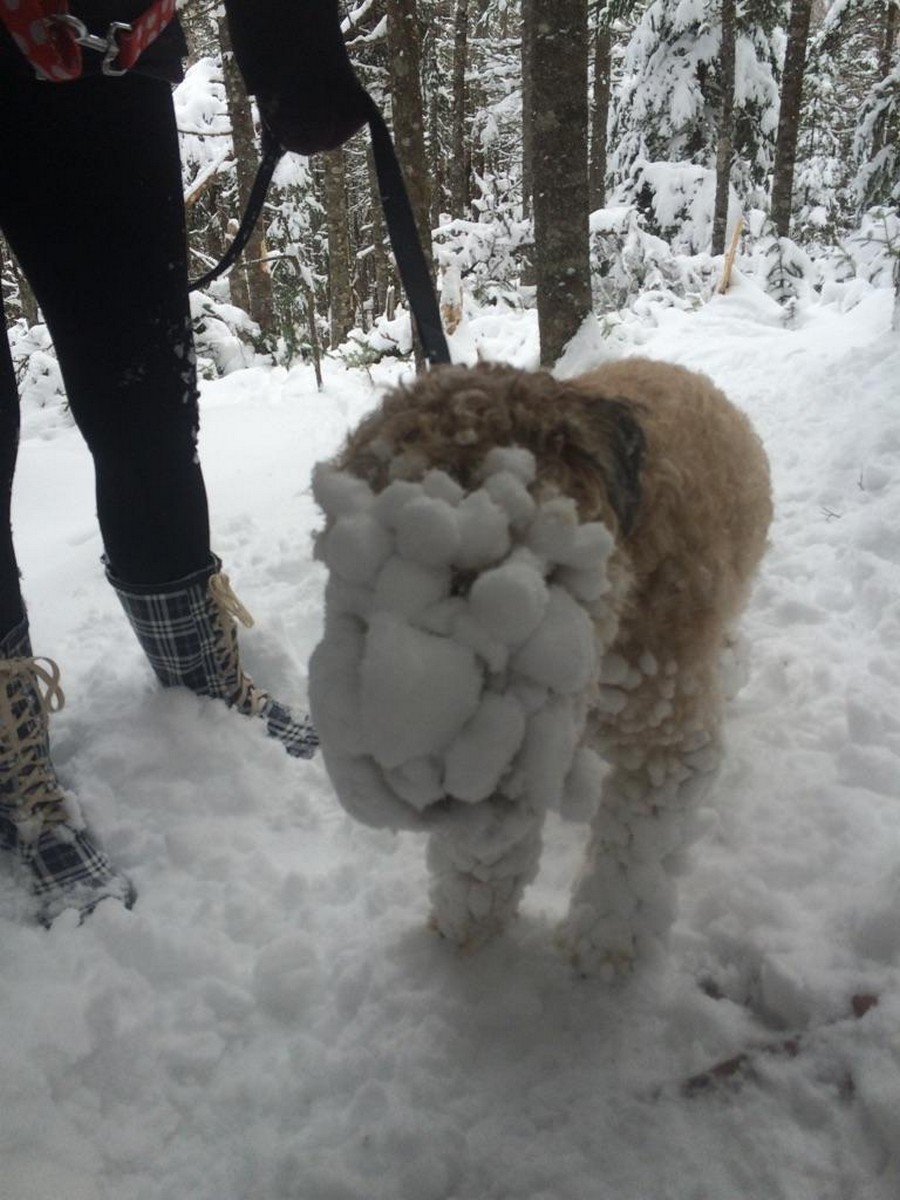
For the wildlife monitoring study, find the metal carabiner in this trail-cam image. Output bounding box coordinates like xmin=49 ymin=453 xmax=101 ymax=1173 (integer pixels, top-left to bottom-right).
xmin=49 ymin=13 xmax=133 ymax=76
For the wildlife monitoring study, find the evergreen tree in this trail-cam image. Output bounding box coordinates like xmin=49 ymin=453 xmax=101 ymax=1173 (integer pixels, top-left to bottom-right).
xmin=610 ymin=0 xmax=783 ymax=243
xmin=798 ymin=0 xmax=898 ymax=237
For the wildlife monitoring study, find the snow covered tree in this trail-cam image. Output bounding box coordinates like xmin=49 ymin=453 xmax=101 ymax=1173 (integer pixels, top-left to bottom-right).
xmin=610 ymin=0 xmax=783 ymax=246
xmin=853 ymin=73 xmax=900 ymax=213
xmin=588 ymin=0 xmax=615 ymax=211
xmin=797 ymin=0 xmax=898 ymax=237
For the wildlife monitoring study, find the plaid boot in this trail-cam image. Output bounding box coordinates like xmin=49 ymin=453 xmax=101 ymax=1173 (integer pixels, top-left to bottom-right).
xmin=0 ymin=621 xmax=136 ymax=923
xmin=107 ymin=557 xmax=318 ymax=759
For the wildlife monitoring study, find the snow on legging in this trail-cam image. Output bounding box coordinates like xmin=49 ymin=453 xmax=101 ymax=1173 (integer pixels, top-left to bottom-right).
xmin=0 ymin=54 xmax=211 ymax=638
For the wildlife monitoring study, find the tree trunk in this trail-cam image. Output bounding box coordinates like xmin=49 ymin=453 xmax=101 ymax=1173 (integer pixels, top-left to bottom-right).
xmin=450 ymin=0 xmax=470 ymax=216
xmin=589 ymin=6 xmax=611 ymax=212
xmin=770 ymin=0 xmax=814 ymax=238
xmin=712 ymin=0 xmax=736 ymax=255
xmin=385 ymin=0 xmax=435 ymax=367
xmin=217 ymin=12 xmax=275 ymax=333
xmin=873 ymin=0 xmax=900 ymax=160
xmin=526 ymin=0 xmax=592 ymax=366
xmin=322 ymin=148 xmax=355 ymax=348
xmin=521 ymin=0 xmax=535 ymax=220
xmin=878 ymin=0 xmax=899 ymax=79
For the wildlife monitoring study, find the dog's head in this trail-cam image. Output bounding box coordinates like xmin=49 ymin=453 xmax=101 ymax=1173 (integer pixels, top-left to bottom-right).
xmin=309 ymin=363 xmax=641 ymax=834
xmin=335 ymin=362 xmax=646 ymax=538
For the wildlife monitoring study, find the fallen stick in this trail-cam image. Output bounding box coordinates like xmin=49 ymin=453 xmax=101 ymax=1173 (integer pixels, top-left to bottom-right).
xmin=715 ymin=216 xmax=745 ymax=295
xmin=681 ymin=992 xmax=879 ymax=1097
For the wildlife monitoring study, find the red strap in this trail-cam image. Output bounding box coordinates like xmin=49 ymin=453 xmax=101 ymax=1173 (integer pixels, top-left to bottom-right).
xmin=0 ymin=0 xmax=175 ymax=80
xmin=114 ymin=0 xmax=176 ymax=72
xmin=1 ymin=0 xmax=81 ymax=80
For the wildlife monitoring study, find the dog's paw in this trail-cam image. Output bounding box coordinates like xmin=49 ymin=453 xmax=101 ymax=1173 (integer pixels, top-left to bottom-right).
xmin=427 ymin=908 xmax=506 ymax=954
xmin=557 ymin=916 xmax=638 ymax=981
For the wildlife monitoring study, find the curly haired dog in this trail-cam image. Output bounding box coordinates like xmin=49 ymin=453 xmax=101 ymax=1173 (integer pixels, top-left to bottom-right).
xmin=317 ymin=357 xmax=772 ymax=975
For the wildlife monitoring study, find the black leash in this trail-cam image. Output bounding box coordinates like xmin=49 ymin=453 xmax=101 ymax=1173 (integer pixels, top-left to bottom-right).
xmin=363 ymin=95 xmax=450 ymax=366
xmin=189 ymin=96 xmax=451 ymax=368
xmin=189 ymin=127 xmax=284 ymax=296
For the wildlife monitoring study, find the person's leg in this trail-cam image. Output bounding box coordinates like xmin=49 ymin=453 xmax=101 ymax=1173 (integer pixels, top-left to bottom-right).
xmin=0 ymin=323 xmax=25 ymax=637
xmin=0 ymin=68 xmax=315 ymax=760
xmin=0 ymin=70 xmax=210 ymax=584
xmin=0 ymin=265 xmax=133 ymax=919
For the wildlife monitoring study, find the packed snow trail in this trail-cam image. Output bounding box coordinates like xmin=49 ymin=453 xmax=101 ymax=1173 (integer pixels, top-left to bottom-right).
xmin=1 ymin=280 xmax=898 ymax=1200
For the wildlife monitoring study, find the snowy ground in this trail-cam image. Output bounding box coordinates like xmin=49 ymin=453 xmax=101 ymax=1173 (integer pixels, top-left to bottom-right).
xmin=2 ymin=278 xmax=899 ymax=1200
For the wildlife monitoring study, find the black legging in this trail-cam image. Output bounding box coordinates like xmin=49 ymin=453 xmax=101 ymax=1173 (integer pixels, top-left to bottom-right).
xmin=0 ymin=52 xmax=211 ymax=636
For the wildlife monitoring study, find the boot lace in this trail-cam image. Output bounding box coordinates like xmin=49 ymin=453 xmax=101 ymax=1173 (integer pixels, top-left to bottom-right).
xmin=208 ymin=572 xmax=269 ymax=716
xmin=0 ymin=656 xmax=69 ymax=831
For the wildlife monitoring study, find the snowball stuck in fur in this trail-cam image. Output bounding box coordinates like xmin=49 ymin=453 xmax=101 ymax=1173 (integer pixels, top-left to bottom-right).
xmin=359 ymin=613 xmax=482 ymax=770
xmin=453 ymin=490 xmax=512 ymax=570
xmin=482 ymin=470 xmax=537 ymax=529
xmin=481 ymin=446 xmax=536 ymax=485
xmin=525 ymin=496 xmax=579 ymax=561
xmin=443 ymin=692 xmax=527 ymax=803
xmin=422 ymin=469 xmax=465 ymax=506
xmin=469 ymin=560 xmax=549 ymax=646
xmin=372 ymin=479 xmax=425 ymax=528
xmin=510 ymin=586 xmax=598 ymax=695
xmin=395 ymin=495 xmax=461 ymax=567
xmin=311 ymin=465 xmax=373 ymax=517
xmin=560 ymin=748 xmax=606 ymax=822
xmin=323 ymin=512 xmax=392 ymax=585
xmin=373 ymin=556 xmax=450 ymax=619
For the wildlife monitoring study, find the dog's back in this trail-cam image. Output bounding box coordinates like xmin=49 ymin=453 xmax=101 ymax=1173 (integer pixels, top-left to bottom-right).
xmin=572 ymin=357 xmax=773 ymax=662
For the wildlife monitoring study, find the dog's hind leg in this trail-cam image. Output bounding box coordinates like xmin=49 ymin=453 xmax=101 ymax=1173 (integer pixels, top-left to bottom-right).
xmin=426 ymin=800 xmax=546 ymax=950
xmin=561 ymin=712 xmax=723 ymax=978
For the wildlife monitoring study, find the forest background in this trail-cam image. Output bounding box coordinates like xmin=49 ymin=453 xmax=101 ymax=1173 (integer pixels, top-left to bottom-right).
xmin=3 ymin=0 xmax=900 ymax=382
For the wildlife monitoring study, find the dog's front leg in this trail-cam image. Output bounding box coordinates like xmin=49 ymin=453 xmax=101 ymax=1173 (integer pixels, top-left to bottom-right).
xmin=426 ymin=800 xmax=546 ymax=951
xmin=560 ymin=731 xmax=722 ymax=978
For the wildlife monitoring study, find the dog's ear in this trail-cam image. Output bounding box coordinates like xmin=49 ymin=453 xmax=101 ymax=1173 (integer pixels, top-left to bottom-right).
xmin=568 ymin=393 xmax=646 ymax=537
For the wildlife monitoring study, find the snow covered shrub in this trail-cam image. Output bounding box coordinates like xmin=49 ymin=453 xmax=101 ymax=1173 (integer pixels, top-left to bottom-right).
xmin=841 ymin=208 xmax=900 ymax=290
xmin=590 ymin=205 xmax=713 ymax=314
xmin=757 ymin=233 xmax=817 ymax=325
xmin=6 ymin=320 xmax=66 ymax=412
xmin=433 ymin=173 xmax=531 ymax=308
xmin=432 ymin=215 xmax=531 ymax=309
xmin=614 ymin=160 xmax=740 ymax=255
xmin=342 ymin=309 xmax=415 ymax=367
xmin=190 ymin=292 xmax=261 ymax=378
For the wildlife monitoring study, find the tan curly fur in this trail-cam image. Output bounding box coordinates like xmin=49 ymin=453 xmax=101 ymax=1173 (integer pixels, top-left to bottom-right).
xmin=334 ymin=357 xmax=772 ymax=973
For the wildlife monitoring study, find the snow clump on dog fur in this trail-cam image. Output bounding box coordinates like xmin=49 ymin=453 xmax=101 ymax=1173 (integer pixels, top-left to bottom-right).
xmin=309 ymin=451 xmax=616 ymax=832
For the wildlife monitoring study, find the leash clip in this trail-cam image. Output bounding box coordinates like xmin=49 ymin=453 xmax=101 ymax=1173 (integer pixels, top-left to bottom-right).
xmin=50 ymin=14 xmax=133 ymax=76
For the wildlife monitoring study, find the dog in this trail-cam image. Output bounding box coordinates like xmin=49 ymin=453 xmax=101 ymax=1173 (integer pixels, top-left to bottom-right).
xmin=310 ymin=357 xmax=772 ymax=976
